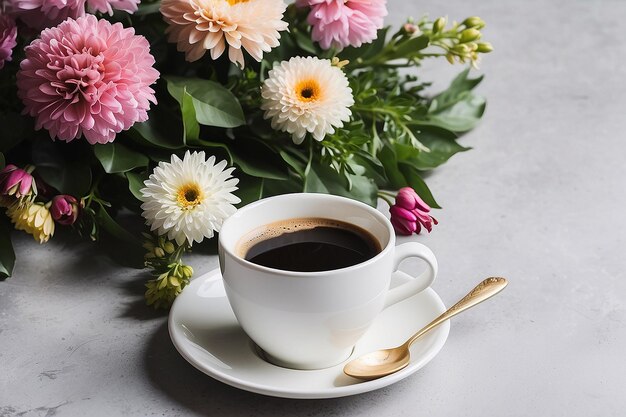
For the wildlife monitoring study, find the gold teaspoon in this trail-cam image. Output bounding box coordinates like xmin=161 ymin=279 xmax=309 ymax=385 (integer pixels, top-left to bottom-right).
xmin=343 ymin=277 xmax=508 ymax=380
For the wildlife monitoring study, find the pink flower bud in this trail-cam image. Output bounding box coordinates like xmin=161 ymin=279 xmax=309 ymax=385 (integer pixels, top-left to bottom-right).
xmin=50 ymin=195 xmax=81 ymax=226
xmin=396 ymin=187 xmax=430 ymax=212
xmin=391 ymin=215 xmax=418 ymax=235
xmin=403 ymin=23 xmax=420 ymax=34
xmin=0 ymin=164 xmax=36 ymax=198
xmin=389 ymin=205 xmax=417 ymax=222
xmin=389 ymin=187 xmax=438 ymax=235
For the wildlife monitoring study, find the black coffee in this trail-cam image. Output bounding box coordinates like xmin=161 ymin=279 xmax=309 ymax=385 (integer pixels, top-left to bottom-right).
xmin=239 ymin=218 xmax=381 ymax=272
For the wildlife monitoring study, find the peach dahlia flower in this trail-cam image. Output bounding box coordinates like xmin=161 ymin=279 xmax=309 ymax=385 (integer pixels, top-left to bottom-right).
xmin=160 ymin=0 xmax=288 ymax=68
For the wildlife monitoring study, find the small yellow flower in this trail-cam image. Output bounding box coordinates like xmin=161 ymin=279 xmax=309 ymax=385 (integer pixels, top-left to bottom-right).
xmin=8 ymin=201 xmax=55 ymax=243
xmin=145 ymin=268 xmax=191 ymax=309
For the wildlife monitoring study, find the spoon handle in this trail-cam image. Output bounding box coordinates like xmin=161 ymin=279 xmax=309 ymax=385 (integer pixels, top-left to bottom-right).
xmin=403 ymin=277 xmax=508 ymax=349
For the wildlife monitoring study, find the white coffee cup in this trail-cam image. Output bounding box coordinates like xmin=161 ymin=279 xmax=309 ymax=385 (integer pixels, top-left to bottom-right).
xmin=218 ymin=193 xmax=437 ymax=370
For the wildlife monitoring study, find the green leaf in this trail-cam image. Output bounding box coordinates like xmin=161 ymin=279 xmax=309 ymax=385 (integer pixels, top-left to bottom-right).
xmin=304 ymin=161 xmax=377 ymax=206
xmin=186 ymin=136 xmax=288 ymax=181
xmin=378 ymin=144 xmax=406 ymax=189
xmin=130 ymin=109 xmax=185 ymax=150
xmin=0 ymin=216 xmax=15 ymax=279
xmin=409 ymin=127 xmax=469 ymax=170
xmin=391 ymin=142 xmax=420 ymax=161
xmin=390 ymin=35 xmax=430 ymax=58
xmin=231 ymin=149 xmax=289 ymax=180
xmin=291 ymin=28 xmax=317 ymax=54
xmin=126 ymin=171 xmax=148 ymax=201
xmin=398 ymin=164 xmax=441 ymax=208
xmin=423 ymin=93 xmax=486 ymax=132
xmin=0 ymin=152 xmax=5 ymax=170
xmin=347 ymin=174 xmax=379 ymax=207
xmin=278 ymin=150 xmax=306 ymax=177
xmin=135 ymin=2 xmax=161 ymax=15
xmin=262 ymin=178 xmax=302 ymax=197
xmin=166 ymin=77 xmax=245 ymax=128
xmin=235 ymin=176 xmax=265 ymax=206
xmin=94 ymin=203 xmax=141 ymax=246
xmin=180 ymin=88 xmax=200 ymax=143
xmin=350 ymin=151 xmax=387 ymax=187
xmin=32 ymin=141 xmax=92 ymax=196
xmin=94 ymin=142 xmax=149 ymax=173
xmin=422 ymin=69 xmax=486 ymax=132
xmin=435 ymin=69 xmax=484 ymax=101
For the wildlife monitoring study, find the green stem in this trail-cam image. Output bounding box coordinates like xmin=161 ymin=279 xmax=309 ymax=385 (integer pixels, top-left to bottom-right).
xmin=172 ymin=243 xmax=187 ymax=264
xmin=369 ymin=119 xmax=380 ymax=156
xmin=378 ymin=190 xmax=397 ymax=198
xmin=377 ymin=192 xmax=395 ymax=207
xmin=353 ymin=106 xmax=399 ymax=118
xmin=83 ymin=174 xmax=103 ymax=209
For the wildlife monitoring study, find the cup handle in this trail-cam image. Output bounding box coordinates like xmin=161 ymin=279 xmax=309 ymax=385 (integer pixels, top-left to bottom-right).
xmin=384 ymin=242 xmax=438 ymax=308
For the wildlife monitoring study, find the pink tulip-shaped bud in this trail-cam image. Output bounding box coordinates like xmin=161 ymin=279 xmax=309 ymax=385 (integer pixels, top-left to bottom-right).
xmin=50 ymin=195 xmax=81 ymax=226
xmin=0 ymin=164 xmax=36 ymax=198
xmin=389 ymin=187 xmax=438 ymax=235
xmin=403 ymin=23 xmax=420 ymax=34
xmin=390 ymin=205 xmax=419 ymax=235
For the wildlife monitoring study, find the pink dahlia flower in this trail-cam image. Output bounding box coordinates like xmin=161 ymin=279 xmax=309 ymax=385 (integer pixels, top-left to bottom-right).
xmin=17 ymin=15 xmax=159 ymax=144
xmin=7 ymin=0 xmax=85 ymax=30
xmin=296 ymin=0 xmax=387 ymax=50
xmin=0 ymin=14 xmax=17 ymax=69
xmin=389 ymin=187 xmax=438 ymax=235
xmin=86 ymin=0 xmax=140 ymax=15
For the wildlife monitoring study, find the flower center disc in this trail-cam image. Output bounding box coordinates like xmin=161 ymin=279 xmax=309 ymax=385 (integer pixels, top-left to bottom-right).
xmin=226 ymin=0 xmax=250 ymax=5
xmin=295 ymin=79 xmax=321 ymax=102
xmin=177 ymin=183 xmax=203 ymax=210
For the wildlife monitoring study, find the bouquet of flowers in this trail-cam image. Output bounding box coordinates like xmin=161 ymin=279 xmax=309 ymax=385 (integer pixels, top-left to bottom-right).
xmin=0 ymin=0 xmax=491 ymax=308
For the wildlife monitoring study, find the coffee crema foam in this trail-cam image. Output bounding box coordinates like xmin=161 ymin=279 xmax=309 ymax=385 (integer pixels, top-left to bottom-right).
xmin=235 ymin=217 xmax=372 ymax=259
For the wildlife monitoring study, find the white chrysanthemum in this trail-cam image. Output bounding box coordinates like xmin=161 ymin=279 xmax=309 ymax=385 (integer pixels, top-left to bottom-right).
xmin=160 ymin=0 xmax=288 ymax=68
xmin=140 ymin=151 xmax=240 ymax=246
xmin=260 ymin=56 xmax=354 ymax=144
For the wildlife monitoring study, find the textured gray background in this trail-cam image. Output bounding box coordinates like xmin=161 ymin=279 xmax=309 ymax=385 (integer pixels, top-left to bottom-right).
xmin=2 ymin=0 xmax=625 ymax=415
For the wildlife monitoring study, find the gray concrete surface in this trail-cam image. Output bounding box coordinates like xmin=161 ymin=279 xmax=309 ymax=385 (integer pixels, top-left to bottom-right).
xmin=2 ymin=0 xmax=625 ymax=415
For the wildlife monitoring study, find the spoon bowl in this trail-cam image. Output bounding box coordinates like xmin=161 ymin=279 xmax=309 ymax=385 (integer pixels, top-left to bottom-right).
xmin=343 ymin=347 xmax=411 ymax=380
xmin=343 ymin=277 xmax=508 ymax=380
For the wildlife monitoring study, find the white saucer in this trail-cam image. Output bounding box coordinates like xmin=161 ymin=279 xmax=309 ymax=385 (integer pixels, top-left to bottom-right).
xmin=168 ymin=268 xmax=449 ymax=399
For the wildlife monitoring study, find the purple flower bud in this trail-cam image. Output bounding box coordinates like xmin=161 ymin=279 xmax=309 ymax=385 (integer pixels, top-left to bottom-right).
xmin=389 ymin=187 xmax=438 ymax=235
xmin=50 ymin=195 xmax=81 ymax=226
xmin=0 ymin=164 xmax=36 ymax=198
xmin=389 ymin=205 xmax=417 ymax=222
xmin=391 ymin=215 xmax=418 ymax=235
xmin=396 ymin=187 xmax=430 ymax=212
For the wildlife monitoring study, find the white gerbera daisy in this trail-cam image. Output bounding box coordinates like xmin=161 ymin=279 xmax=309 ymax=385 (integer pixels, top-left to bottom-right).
xmin=160 ymin=0 xmax=289 ymax=68
xmin=140 ymin=151 xmax=240 ymax=246
xmin=260 ymin=56 xmax=354 ymax=144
